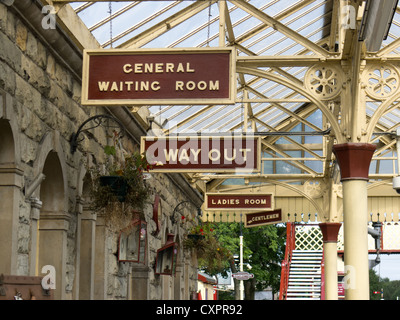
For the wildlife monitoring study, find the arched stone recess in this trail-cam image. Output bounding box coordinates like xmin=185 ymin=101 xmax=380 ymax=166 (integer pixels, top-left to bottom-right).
xmin=0 ymin=114 xmax=23 ymax=275
xmin=31 ymin=131 xmax=69 ymax=300
xmin=74 ymin=163 xmax=97 ymax=300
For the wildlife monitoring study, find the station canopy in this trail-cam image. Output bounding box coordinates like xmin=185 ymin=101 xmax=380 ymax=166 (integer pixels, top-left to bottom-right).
xmin=57 ymin=0 xmax=400 ymax=223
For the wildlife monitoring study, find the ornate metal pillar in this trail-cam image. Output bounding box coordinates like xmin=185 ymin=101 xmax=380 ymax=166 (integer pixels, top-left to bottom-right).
xmin=333 ymin=143 xmax=376 ymax=300
xmin=319 ymin=222 xmax=341 ymax=300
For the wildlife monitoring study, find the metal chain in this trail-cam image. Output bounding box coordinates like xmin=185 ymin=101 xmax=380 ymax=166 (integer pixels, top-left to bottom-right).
xmin=206 ymin=0 xmax=212 ymax=47
xmin=108 ymin=1 xmax=113 ymax=48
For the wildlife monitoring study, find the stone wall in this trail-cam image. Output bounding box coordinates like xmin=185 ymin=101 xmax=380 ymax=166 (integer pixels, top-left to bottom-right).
xmin=0 ymin=2 xmax=201 ymax=300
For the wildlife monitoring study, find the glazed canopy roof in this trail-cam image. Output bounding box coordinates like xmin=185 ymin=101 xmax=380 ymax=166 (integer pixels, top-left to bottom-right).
xmin=57 ymin=1 xmax=400 ymax=196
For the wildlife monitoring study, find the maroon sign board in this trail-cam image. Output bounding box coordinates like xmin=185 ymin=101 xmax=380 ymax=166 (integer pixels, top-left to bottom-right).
xmin=81 ymin=48 xmax=236 ymax=106
xmin=244 ymin=209 xmax=282 ymax=228
xmin=141 ymin=136 xmax=260 ymax=173
xmin=205 ymin=193 xmax=273 ymax=211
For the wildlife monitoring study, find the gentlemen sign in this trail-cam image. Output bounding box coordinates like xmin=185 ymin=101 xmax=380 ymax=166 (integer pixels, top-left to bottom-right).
xmin=244 ymin=209 xmax=282 ymax=228
xmin=141 ymin=136 xmax=260 ymax=172
xmin=81 ymin=48 xmax=236 ymax=105
xmin=205 ymin=193 xmax=273 ymax=211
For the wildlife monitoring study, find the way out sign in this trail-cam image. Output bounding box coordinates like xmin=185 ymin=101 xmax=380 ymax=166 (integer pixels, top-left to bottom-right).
xmin=81 ymin=47 xmax=236 ymax=106
xmin=141 ymin=136 xmax=260 ymax=173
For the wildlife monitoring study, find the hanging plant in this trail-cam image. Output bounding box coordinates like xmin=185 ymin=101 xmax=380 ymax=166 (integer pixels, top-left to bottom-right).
xmin=87 ymin=130 xmax=155 ymax=229
xmin=184 ymin=223 xmax=232 ymax=275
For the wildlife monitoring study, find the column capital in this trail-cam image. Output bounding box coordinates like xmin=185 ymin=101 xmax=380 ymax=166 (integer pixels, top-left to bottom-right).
xmin=319 ymin=222 xmax=342 ymax=243
xmin=332 ymin=143 xmax=376 ymax=181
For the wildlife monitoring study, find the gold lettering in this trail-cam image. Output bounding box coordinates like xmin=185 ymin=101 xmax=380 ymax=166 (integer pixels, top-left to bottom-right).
xmin=123 ymin=64 xmax=132 ymax=74
xmin=140 ymin=81 xmax=149 ymax=91
xmin=155 ymin=63 xmax=163 ymax=73
xmin=126 ymin=81 xmax=133 ymax=91
xmin=239 ymin=148 xmax=251 ymax=161
xmin=224 ymin=149 xmax=236 ymax=161
xmin=190 ymin=149 xmax=201 ymax=162
xmin=209 ymin=80 xmax=219 ymax=91
xmin=166 ymin=63 xmax=174 ymax=73
xmin=176 ymin=63 xmax=185 ymax=73
xmin=175 ymin=81 xmax=184 ymax=91
xmin=110 ymin=82 xmax=119 ymax=91
xmin=135 ymin=63 xmax=143 ymax=73
xmin=209 ymin=149 xmax=221 ymax=162
xmin=144 ymin=63 xmax=153 ymax=73
xmin=198 ymin=81 xmax=207 ymax=91
xmin=186 ymin=81 xmax=196 ymax=91
xmin=186 ymin=63 xmax=195 ymax=72
xmin=98 ymin=81 xmax=109 ymax=91
xmin=164 ymin=149 xmax=178 ymax=162
xmin=151 ymin=81 xmax=161 ymax=91
xmin=178 ymin=149 xmax=190 ymax=162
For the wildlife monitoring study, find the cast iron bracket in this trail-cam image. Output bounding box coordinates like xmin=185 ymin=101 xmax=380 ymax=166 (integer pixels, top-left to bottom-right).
xmin=70 ymin=114 xmax=125 ymax=154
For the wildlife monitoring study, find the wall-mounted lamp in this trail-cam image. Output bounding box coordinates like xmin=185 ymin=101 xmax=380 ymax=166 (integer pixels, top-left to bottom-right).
xmin=118 ymin=218 xmax=147 ymax=264
xmin=154 ymin=233 xmax=178 ymax=276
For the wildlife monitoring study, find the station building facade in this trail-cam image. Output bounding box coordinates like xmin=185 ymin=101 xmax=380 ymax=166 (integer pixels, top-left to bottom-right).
xmin=0 ymin=1 xmax=203 ymax=300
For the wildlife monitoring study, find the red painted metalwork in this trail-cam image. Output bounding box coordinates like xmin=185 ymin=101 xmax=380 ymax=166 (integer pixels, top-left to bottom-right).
xmin=279 ymin=222 xmax=296 ymax=300
xmin=320 ymin=251 xmax=325 ymax=300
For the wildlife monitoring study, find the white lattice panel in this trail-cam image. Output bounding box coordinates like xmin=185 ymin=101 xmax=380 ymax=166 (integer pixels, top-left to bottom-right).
xmin=382 ymin=222 xmax=400 ymax=250
xmin=294 ymin=225 xmax=323 ymax=251
xmin=298 ymin=223 xmax=400 ymax=252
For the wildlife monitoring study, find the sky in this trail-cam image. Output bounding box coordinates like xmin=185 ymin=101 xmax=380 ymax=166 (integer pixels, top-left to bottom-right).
xmin=370 ymin=254 xmax=400 ymax=281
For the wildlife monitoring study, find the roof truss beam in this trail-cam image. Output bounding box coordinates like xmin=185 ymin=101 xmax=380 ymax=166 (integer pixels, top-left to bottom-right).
xmin=117 ymin=0 xmax=218 ymax=49
xmin=232 ymin=0 xmax=332 ymax=57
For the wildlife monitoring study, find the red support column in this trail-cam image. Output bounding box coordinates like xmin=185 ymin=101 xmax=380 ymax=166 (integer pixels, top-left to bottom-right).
xmin=319 ymin=222 xmax=342 ymax=300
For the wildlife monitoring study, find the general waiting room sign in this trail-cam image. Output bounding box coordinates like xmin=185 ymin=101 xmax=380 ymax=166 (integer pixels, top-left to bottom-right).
xmin=81 ymin=48 xmax=236 ymax=106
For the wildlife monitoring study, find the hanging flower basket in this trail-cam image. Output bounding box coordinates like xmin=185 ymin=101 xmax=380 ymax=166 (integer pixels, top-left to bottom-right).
xmin=187 ymin=234 xmax=205 ymax=241
xmin=183 ymin=223 xmax=232 ymax=275
xmin=99 ymin=175 xmax=129 ymax=202
xmin=87 ymin=136 xmax=155 ymax=228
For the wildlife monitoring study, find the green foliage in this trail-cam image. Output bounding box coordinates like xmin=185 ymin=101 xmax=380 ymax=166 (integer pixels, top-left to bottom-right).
xmin=210 ymin=222 xmax=286 ymax=296
xmin=104 ymin=145 xmax=116 ymax=156
xmin=184 ymin=222 xmax=232 ymax=276
xmin=88 ymin=151 xmax=153 ymax=229
xmin=370 ymin=269 xmax=400 ymax=300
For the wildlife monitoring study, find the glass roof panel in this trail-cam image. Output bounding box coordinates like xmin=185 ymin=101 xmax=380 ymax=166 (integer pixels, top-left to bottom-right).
xmin=67 ymin=0 xmax=400 ymax=181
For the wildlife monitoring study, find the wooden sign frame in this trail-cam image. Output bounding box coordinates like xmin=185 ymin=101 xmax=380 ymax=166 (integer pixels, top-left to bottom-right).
xmin=141 ymin=135 xmax=261 ymax=173
xmin=205 ymin=193 xmax=274 ymax=211
xmin=244 ymin=209 xmax=283 ymax=228
xmin=81 ymin=47 xmax=236 ymax=106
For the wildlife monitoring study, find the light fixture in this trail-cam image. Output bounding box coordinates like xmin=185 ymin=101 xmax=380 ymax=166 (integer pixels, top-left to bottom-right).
xmin=155 ymin=234 xmax=178 ymax=276
xmin=118 ymin=218 xmax=147 ymax=264
xmin=359 ymin=0 xmax=399 ymax=52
